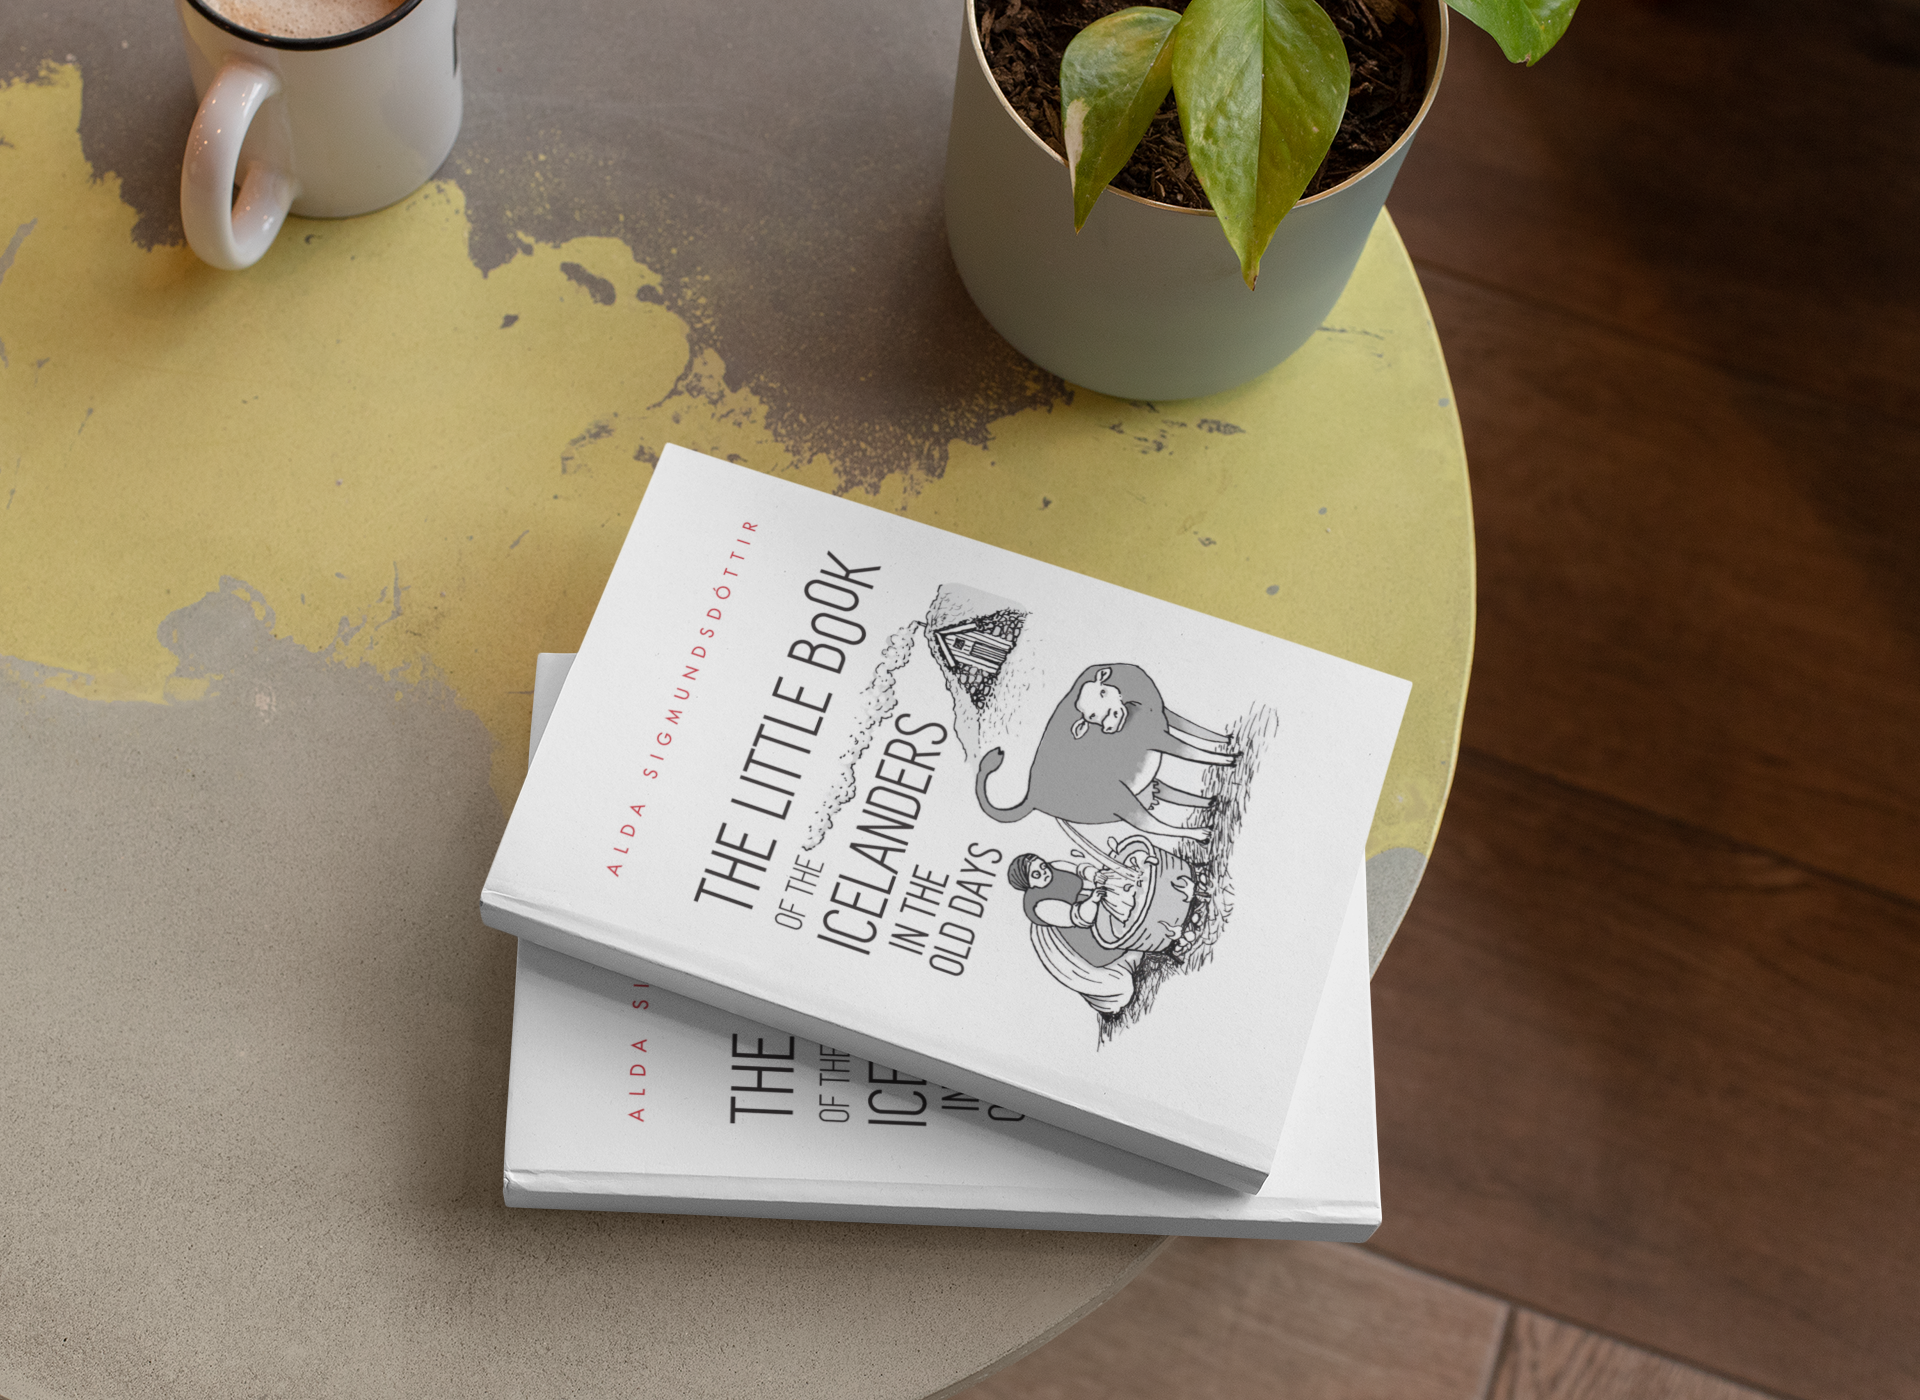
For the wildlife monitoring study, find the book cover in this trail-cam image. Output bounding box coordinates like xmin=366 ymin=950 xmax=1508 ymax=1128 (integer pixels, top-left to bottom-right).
xmin=482 ymin=447 xmax=1409 ymax=1190
xmin=505 ymin=655 xmax=1380 ymax=1238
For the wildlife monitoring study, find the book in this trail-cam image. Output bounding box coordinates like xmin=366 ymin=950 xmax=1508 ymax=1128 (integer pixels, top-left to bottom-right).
xmin=482 ymin=446 xmax=1409 ymax=1190
xmin=505 ymin=654 xmax=1380 ymax=1238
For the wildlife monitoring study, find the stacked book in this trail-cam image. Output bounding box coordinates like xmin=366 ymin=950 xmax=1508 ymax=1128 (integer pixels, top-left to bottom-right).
xmin=485 ymin=446 xmax=1410 ymax=1238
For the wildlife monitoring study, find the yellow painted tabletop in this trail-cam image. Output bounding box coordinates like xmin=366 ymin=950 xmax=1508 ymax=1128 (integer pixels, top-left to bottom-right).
xmin=0 ymin=59 xmax=1469 ymax=943
xmin=0 ymin=33 xmax=1470 ymax=1400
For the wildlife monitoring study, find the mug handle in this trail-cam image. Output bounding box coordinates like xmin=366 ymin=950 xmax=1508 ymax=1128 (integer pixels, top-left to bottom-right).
xmin=181 ymin=57 xmax=302 ymax=271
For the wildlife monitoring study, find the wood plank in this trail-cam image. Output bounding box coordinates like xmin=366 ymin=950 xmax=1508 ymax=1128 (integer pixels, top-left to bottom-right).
xmin=1369 ymin=750 xmax=1920 ymax=1400
xmin=1422 ymin=269 xmax=1920 ymax=902
xmin=961 ymin=1240 xmax=1509 ymax=1400
xmin=1490 ymin=1311 xmax=1781 ymax=1400
xmin=1390 ymin=0 xmax=1920 ymax=423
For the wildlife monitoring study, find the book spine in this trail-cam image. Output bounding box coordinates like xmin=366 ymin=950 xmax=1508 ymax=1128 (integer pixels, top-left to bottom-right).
xmin=502 ymin=1170 xmax=1379 ymax=1241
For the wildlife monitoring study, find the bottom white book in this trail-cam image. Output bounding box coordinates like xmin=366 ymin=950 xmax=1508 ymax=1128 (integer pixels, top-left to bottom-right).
xmin=505 ymin=654 xmax=1381 ymax=1239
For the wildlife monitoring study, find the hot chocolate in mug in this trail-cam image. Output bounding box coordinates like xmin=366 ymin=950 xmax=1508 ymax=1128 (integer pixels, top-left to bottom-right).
xmin=175 ymin=0 xmax=462 ymax=270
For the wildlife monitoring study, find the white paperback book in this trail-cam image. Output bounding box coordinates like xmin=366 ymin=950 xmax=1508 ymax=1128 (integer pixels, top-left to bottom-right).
xmin=506 ymin=655 xmax=1380 ymax=1238
xmin=482 ymin=446 xmax=1410 ymax=1190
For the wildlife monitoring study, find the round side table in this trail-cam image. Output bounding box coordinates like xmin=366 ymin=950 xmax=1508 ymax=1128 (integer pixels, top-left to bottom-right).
xmin=0 ymin=5 xmax=1468 ymax=1394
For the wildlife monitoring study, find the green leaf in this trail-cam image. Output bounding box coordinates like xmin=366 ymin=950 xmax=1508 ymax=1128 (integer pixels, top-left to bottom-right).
xmin=1061 ymin=7 xmax=1182 ymax=230
xmin=1447 ymin=0 xmax=1580 ymax=64
xmin=1173 ymin=0 xmax=1349 ymax=289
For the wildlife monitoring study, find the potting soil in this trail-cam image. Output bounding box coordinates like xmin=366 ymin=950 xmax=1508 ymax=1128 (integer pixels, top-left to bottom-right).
xmin=976 ymin=0 xmax=1429 ymax=209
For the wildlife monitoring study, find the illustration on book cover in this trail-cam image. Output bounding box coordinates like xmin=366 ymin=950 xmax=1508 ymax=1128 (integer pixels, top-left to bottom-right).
xmin=809 ymin=582 xmax=1277 ymax=1043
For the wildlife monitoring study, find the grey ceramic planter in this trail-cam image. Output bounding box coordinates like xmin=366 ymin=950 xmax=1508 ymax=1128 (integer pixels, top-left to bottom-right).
xmin=944 ymin=0 xmax=1448 ymax=401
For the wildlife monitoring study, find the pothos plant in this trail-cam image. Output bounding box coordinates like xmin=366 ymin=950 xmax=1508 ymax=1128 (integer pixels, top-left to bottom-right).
xmin=1060 ymin=0 xmax=1579 ymax=287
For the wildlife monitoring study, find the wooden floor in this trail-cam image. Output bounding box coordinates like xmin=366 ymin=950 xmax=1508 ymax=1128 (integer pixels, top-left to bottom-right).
xmin=966 ymin=3 xmax=1920 ymax=1398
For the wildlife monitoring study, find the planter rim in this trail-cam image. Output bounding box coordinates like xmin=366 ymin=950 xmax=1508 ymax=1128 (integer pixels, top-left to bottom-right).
xmin=965 ymin=0 xmax=1450 ymax=219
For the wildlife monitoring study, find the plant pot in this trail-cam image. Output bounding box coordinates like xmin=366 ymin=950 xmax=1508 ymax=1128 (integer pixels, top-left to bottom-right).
xmin=943 ymin=0 xmax=1448 ymax=401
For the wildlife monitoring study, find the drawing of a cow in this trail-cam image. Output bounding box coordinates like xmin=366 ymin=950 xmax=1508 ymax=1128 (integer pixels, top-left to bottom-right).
xmin=975 ymin=664 xmax=1235 ymax=841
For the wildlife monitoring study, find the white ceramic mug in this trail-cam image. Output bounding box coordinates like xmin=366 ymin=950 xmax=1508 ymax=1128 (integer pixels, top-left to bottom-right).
xmin=175 ymin=0 xmax=462 ymax=270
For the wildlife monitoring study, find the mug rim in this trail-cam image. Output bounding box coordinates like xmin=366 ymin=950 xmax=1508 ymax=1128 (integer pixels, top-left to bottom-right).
xmin=182 ymin=0 xmax=427 ymax=51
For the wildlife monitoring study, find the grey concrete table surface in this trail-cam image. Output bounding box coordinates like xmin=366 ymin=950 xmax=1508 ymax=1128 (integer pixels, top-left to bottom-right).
xmin=0 ymin=0 xmax=1473 ymax=1396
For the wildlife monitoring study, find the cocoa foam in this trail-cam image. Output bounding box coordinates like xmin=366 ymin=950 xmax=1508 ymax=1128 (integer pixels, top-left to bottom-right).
xmin=204 ymin=0 xmax=406 ymax=40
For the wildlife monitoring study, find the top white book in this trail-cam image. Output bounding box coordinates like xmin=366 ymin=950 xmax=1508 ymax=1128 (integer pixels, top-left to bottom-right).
xmin=482 ymin=446 xmax=1409 ymax=1190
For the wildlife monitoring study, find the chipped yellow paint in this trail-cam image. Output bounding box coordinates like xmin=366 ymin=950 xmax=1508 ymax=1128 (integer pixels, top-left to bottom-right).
xmin=0 ymin=62 xmax=1471 ymax=857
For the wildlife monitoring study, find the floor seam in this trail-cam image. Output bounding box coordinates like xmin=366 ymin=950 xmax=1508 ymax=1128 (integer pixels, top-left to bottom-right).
xmin=1402 ymin=256 xmax=1920 ymax=436
xmin=1360 ymin=1247 xmax=1812 ymax=1400
xmin=1476 ymin=1300 xmax=1516 ymax=1400
xmin=1452 ymin=742 xmax=1920 ymax=918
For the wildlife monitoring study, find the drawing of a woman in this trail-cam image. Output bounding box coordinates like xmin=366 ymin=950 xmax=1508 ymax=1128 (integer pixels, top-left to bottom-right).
xmin=1008 ymin=850 xmax=1184 ymax=1016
